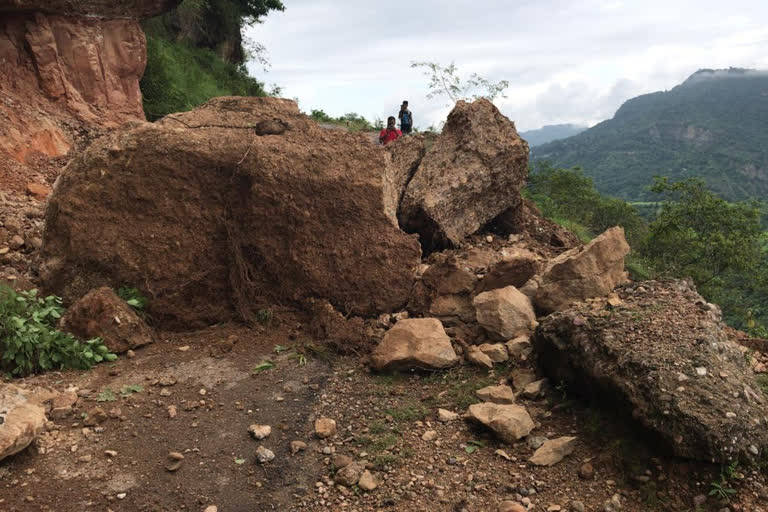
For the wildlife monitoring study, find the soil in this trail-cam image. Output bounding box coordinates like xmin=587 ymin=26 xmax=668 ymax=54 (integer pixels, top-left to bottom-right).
xmin=2 ymin=310 xmax=767 ymax=512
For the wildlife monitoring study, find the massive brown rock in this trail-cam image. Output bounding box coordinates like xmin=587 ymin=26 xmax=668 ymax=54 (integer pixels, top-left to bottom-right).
xmin=534 ymin=279 xmax=768 ymax=463
xmin=41 ymin=97 xmax=422 ymax=327
xmin=399 ymin=99 xmax=529 ymax=251
xmin=533 ymin=226 xmax=630 ymax=313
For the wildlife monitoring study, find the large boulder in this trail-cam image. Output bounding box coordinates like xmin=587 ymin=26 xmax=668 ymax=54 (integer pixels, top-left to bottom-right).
xmin=399 ymin=99 xmax=529 ymax=251
xmin=41 ymin=97 xmax=422 ymax=327
xmin=60 ymin=287 xmax=154 ymax=353
xmin=370 ymin=318 xmax=459 ymax=371
xmin=534 ymin=226 xmax=630 ymax=313
xmin=0 ymin=384 xmax=47 ymax=462
xmin=534 ymin=280 xmax=768 ymax=463
xmin=473 ymin=286 xmax=537 ymax=340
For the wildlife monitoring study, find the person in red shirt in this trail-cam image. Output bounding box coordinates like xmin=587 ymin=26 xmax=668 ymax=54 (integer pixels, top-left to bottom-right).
xmin=379 ymin=116 xmax=402 ymax=145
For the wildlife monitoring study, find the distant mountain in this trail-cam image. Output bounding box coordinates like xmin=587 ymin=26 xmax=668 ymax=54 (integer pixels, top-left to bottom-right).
xmin=533 ymin=68 xmax=768 ymax=201
xmin=520 ymin=124 xmax=587 ymax=147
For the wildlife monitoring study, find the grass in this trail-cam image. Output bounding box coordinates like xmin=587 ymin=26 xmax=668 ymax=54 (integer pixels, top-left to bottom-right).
xmin=756 ymin=374 xmax=768 ymax=396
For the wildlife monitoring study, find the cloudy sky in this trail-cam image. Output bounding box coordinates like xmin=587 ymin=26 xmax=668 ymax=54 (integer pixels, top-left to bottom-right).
xmin=245 ymin=0 xmax=768 ymax=131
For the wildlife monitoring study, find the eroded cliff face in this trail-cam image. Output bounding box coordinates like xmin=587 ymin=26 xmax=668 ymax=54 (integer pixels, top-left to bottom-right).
xmin=0 ymin=1 xmax=179 ymax=192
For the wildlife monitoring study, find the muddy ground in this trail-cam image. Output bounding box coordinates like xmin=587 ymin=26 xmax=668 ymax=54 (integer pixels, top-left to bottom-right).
xmin=2 ymin=310 xmax=767 ymax=512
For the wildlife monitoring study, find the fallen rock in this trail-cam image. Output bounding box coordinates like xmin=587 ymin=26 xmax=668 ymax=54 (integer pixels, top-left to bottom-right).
xmin=467 ymin=403 xmax=534 ymax=444
xmin=399 ymin=99 xmax=529 ymax=251
xmin=421 ymin=430 xmax=437 ymax=441
xmin=314 ymin=418 xmax=337 ymax=439
xmin=437 ymin=409 xmax=459 ymax=422
xmin=477 ymin=343 xmax=509 ymax=363
xmin=60 ymin=287 xmax=154 ymax=354
xmin=475 ymin=385 xmax=516 ymax=404
xmin=534 ymin=227 xmax=630 ymax=313
xmin=510 ymin=369 xmax=538 ymax=390
xmin=505 ymin=336 xmax=533 ymax=359
xmin=535 ymin=279 xmax=768 ymax=462
xmin=290 ymin=440 xmax=307 ymax=455
xmin=473 ymin=286 xmax=536 ymax=341
xmin=529 ymin=436 xmax=577 ymax=466
xmin=41 ymin=97 xmax=422 ymax=327
xmin=335 ymin=461 xmax=365 ymax=486
xmin=476 ymin=250 xmax=542 ymax=293
xmin=370 ymin=318 xmax=458 ymax=371
xmin=255 ymin=445 xmax=275 ymax=464
xmin=358 ymin=469 xmax=378 ymax=491
xmin=49 ymin=390 xmax=78 ymax=419
xmin=248 ymin=424 xmax=271 ymax=440
xmin=466 ymin=346 xmax=494 ymax=369
xmin=332 ymin=454 xmax=353 ymax=469
xmin=83 ymin=406 xmax=108 ymax=426
xmin=428 ymin=294 xmax=476 ymax=325
xmin=498 ymin=501 xmax=527 ymax=512
xmin=521 ymin=379 xmax=548 ymax=400
xmin=0 ymin=384 xmax=47 ymax=462
xmin=579 ymin=462 xmax=595 ymax=480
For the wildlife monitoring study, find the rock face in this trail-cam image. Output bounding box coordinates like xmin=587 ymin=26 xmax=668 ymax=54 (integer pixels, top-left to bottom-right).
xmin=42 ymin=97 xmax=422 ymax=327
xmin=371 ymin=318 xmax=458 ymax=371
xmin=0 ymin=384 xmax=47 ymax=462
xmin=467 ymin=402 xmax=534 ymax=444
xmin=535 ymin=280 xmax=768 ymax=463
xmin=60 ymin=287 xmax=154 ymax=353
xmin=399 ymin=99 xmax=529 ymax=251
xmin=473 ymin=286 xmax=537 ymax=340
xmin=384 ymin=135 xmax=426 ymax=223
xmin=534 ymin=227 xmax=630 ymax=313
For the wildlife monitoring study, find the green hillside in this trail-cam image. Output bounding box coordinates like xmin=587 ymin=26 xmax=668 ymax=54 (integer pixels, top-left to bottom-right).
xmin=533 ymin=68 xmax=768 ymax=201
xmin=520 ymin=123 xmax=587 ymax=147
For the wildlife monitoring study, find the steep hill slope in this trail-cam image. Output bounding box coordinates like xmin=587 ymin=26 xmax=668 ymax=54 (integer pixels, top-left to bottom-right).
xmin=533 ymin=68 xmax=768 ymax=201
xmin=520 ymin=123 xmax=587 ymax=147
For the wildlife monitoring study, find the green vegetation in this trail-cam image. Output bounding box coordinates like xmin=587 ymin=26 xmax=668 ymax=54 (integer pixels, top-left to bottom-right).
xmin=527 ymin=166 xmax=768 ymax=330
xmin=411 ymin=61 xmax=509 ymax=103
xmin=534 ymin=68 xmax=768 ymax=202
xmin=308 ymin=109 xmax=382 ymax=132
xmin=96 ymin=387 xmax=118 ymax=402
xmin=0 ymin=286 xmax=117 ymax=377
xmin=520 ymin=124 xmax=587 ymax=147
xmin=140 ymin=0 xmax=284 ymax=119
xmin=117 ymin=287 xmax=148 ymax=311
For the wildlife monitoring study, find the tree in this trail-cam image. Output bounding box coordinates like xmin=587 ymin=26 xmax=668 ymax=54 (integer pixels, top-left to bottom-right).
xmin=645 ymin=177 xmax=762 ymax=287
xmin=410 ymin=61 xmax=509 ymax=104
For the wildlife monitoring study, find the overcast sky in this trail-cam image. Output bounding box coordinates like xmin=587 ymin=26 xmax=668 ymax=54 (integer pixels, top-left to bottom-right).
xmin=245 ymin=0 xmax=768 ymax=131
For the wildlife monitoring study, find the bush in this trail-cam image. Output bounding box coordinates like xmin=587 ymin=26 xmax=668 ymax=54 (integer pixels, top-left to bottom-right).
xmin=141 ymin=36 xmax=266 ymax=120
xmin=0 ymin=286 xmax=117 ymax=377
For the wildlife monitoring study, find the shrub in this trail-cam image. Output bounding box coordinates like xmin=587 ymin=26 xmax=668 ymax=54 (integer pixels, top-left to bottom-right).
xmin=0 ymin=286 xmax=117 ymax=377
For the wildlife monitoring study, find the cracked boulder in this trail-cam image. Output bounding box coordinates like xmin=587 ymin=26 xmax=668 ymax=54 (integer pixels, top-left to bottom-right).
xmin=399 ymin=99 xmax=529 ymax=251
xmin=534 ymin=279 xmax=768 ymax=463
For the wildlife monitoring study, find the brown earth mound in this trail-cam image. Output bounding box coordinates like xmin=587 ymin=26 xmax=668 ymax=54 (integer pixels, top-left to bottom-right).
xmin=41 ymin=97 xmax=422 ymax=327
xmin=535 ymin=279 xmax=768 ymax=463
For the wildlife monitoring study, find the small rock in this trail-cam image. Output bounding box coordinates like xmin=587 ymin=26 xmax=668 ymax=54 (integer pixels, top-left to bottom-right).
xmin=248 ymin=424 xmax=272 ymax=440
xmin=104 ymin=450 xmax=118 ymax=457
xmin=467 ymin=403 xmax=534 ymax=443
xmin=9 ymin=235 xmax=24 ymax=250
xmin=529 ymin=437 xmax=577 ymax=466
xmin=505 ymin=336 xmax=533 ymax=359
xmin=478 ymin=343 xmax=509 ymax=363
xmin=166 ymin=460 xmax=183 ymax=472
xmin=498 ymin=501 xmax=526 ymax=512
xmin=358 ymin=470 xmax=377 ymax=491
xmin=476 ymin=384 xmax=516 ymax=404
xmin=332 ymin=455 xmax=353 ymax=469
xmin=422 ymin=430 xmax=438 ymax=441
xmin=290 ymin=441 xmax=307 ymax=454
xmin=495 ymin=449 xmax=512 ymax=460
xmin=547 ymin=506 xmax=562 ymax=512
xmin=255 ymin=445 xmax=275 ymax=464
xmin=204 ymin=507 xmax=218 ymax=512
xmin=466 ymin=346 xmax=494 ymax=369
xmin=526 ymin=435 xmax=548 ymax=450
xmin=693 ymin=495 xmax=707 ymax=507
xmin=578 ymin=462 xmax=595 ymax=480
xmin=521 ymin=379 xmax=548 ymax=400
xmin=116 ymin=493 xmax=126 ymax=500
xmin=335 ymin=461 xmax=365 ymax=486
xmin=571 ymin=502 xmax=585 ymax=512
xmin=83 ymin=407 xmax=108 ymax=426
xmin=695 ymin=367 xmax=707 ymax=376
xmin=167 ymin=405 xmax=177 ymax=419
xmin=78 ymin=455 xmax=92 ymax=463
xmin=509 ymin=369 xmax=538 ymax=390
xmin=168 ymin=452 xmax=185 ymax=460
xmin=126 ymin=350 xmax=136 ymax=359
xmin=315 ymin=418 xmax=337 ymax=438
xmin=437 ymin=408 xmax=459 ymax=422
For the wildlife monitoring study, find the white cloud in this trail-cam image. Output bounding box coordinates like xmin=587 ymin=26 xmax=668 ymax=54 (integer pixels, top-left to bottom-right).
xmin=246 ymin=0 xmax=768 ymax=130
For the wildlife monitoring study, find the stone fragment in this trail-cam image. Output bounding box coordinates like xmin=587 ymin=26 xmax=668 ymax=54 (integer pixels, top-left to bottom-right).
xmin=466 ymin=346 xmax=493 ymax=369
xmin=475 ymin=385 xmax=516 ymax=404
xmin=534 ymin=227 xmax=630 ymax=313
xmin=248 ymin=424 xmax=271 ymax=440
xmin=477 ymin=343 xmax=509 ymax=363
xmin=579 ymin=462 xmax=595 ymax=480
xmin=421 ymin=430 xmax=437 ymax=441
xmin=437 ymin=409 xmax=458 ymax=422
xmin=50 ymin=391 xmax=78 ymax=419
xmin=473 ymin=286 xmax=536 ymax=340
xmin=505 ymin=336 xmax=533 ymax=359
xmin=83 ymin=407 xmax=108 ymax=426
xmin=510 ymin=369 xmax=538 ymax=390
xmin=358 ymin=470 xmax=377 ymax=491
xmin=335 ymin=461 xmax=365 ymax=486
xmin=332 ymin=454 xmax=353 ymax=469
xmin=498 ymin=501 xmax=527 ymax=512
xmin=467 ymin=403 xmax=534 ymax=444
xmin=255 ymin=445 xmax=275 ymax=464
xmin=529 ymin=437 xmax=578 ymax=466
xmin=521 ymin=379 xmax=548 ymax=400
xmin=314 ymin=418 xmax=337 ymax=439
xmin=290 ymin=441 xmax=307 ymax=455
xmin=371 ymin=318 xmax=458 ymax=371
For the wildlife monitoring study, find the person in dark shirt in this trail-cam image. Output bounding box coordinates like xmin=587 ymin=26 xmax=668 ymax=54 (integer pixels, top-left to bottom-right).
xmin=379 ymin=116 xmax=402 ymax=144
xmin=398 ymin=101 xmax=413 ymax=135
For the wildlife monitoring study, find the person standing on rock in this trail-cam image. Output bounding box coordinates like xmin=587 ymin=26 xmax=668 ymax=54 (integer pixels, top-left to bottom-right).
xmin=398 ymin=101 xmax=413 ymax=135
xmin=379 ymin=116 xmax=402 ymax=145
